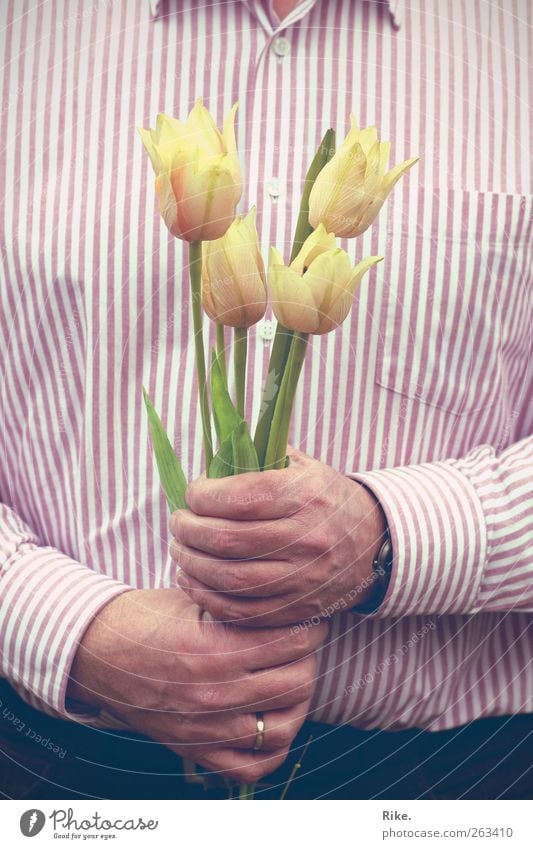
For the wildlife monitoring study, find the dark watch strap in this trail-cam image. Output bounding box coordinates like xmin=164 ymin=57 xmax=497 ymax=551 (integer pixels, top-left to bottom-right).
xmin=351 ymin=529 xmax=394 ymax=614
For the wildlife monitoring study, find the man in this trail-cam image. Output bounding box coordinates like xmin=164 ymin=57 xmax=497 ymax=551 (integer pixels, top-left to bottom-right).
xmin=0 ymin=0 xmax=531 ymax=799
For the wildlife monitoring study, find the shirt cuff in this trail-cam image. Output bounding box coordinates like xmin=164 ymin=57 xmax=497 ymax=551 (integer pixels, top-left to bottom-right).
xmin=1 ymin=540 xmax=132 ymax=719
xmin=349 ymin=459 xmax=488 ymax=618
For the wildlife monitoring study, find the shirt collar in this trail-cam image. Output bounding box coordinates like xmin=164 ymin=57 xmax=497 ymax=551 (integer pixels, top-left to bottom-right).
xmin=149 ymin=0 xmax=403 ymax=29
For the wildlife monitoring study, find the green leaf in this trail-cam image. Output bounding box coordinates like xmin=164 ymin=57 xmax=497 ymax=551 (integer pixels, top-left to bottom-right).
xmin=211 ymin=351 xmax=242 ymax=444
xmin=231 ymin=421 xmax=260 ymax=474
xmin=143 ymin=387 xmax=188 ymax=512
xmin=289 ymin=127 xmax=336 ymax=263
xmin=208 ymin=438 xmax=235 ymax=479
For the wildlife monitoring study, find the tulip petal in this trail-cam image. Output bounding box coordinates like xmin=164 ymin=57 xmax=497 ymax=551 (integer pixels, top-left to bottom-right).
xmin=240 ymin=207 xmax=266 ymax=284
xmin=290 ymin=222 xmax=337 ymax=274
xmin=341 ymin=113 xmax=360 ymax=150
xmin=155 ymin=172 xmax=179 ymax=237
xmin=154 ymin=114 xmax=185 ymax=171
xmin=222 ymin=102 xmax=239 ymax=157
xmin=303 ymin=247 xmax=351 ymax=318
xmin=155 ymin=112 xmax=184 ymax=144
xmin=178 ymin=163 xmax=242 ymax=241
xmin=305 ymin=248 xmax=354 ymax=334
xmin=137 ymin=127 xmax=163 ymax=173
xmin=382 ymin=156 xmax=420 ymax=193
xmin=205 ymin=243 xmax=266 ymax=327
xmin=357 ymin=125 xmax=379 ymax=156
xmin=378 ymin=141 xmax=391 ymax=179
xmin=268 ymin=252 xmax=319 ymax=333
xmin=355 ymin=157 xmax=419 ymax=235
xmin=308 ymin=142 xmax=368 ymax=236
xmin=202 ymin=209 xmax=266 ymax=326
xmin=316 ymin=254 xmax=383 ymax=334
xmin=349 ymin=254 xmax=384 ymax=288
xmin=269 ymin=246 xmax=286 ymax=267
xmin=185 ymin=98 xmax=225 ymax=160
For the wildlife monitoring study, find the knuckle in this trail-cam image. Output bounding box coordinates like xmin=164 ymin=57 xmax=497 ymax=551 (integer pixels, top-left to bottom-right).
xmin=290 ymin=626 xmax=311 ymax=657
xmin=213 ymin=523 xmax=238 ymax=557
xmin=195 ymin=685 xmax=219 ymax=710
xmin=169 ymin=539 xmax=180 ymax=562
xmin=230 ymin=494 xmax=254 ymax=519
xmin=224 ymin=565 xmax=250 ymax=593
xmin=306 ymin=526 xmax=332 ymax=555
xmin=309 ymin=594 xmax=326 ymax=617
xmin=295 ymin=595 xmax=324 ymax=621
xmin=184 ymin=484 xmax=199 ymax=512
xmin=226 ymin=602 xmax=251 ymax=624
xmin=292 ymin=665 xmax=315 ymax=700
xmin=290 ymin=624 xmax=314 ymax=654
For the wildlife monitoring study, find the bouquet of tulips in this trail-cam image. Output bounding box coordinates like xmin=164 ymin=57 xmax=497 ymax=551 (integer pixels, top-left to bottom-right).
xmin=139 ymin=99 xmax=417 ymax=501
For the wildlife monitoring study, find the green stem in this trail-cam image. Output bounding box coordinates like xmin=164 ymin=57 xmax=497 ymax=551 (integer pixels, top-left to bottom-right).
xmin=263 ymin=332 xmax=309 ymax=470
xmin=189 ymin=241 xmax=212 ymax=469
xmin=280 ymin=735 xmax=313 ymax=801
xmin=253 ymin=325 xmax=293 ymax=467
xmin=239 ymin=782 xmax=255 ymax=799
xmin=234 ymin=326 xmax=247 ymax=419
xmin=215 ymin=323 xmax=227 ymax=385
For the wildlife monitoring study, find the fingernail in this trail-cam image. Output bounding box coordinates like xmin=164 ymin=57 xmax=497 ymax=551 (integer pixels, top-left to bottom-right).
xmin=169 ymin=511 xmax=180 ymax=535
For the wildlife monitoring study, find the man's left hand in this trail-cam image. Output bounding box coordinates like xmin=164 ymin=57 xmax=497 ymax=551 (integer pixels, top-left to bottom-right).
xmin=171 ymin=448 xmax=387 ymax=626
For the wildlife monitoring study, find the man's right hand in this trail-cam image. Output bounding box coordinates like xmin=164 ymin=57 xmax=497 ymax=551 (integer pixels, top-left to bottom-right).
xmin=67 ymin=588 xmax=327 ymax=784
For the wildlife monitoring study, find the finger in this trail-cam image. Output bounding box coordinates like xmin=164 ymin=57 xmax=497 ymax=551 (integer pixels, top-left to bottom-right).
xmin=183 ymin=457 xmax=314 ymax=521
xmin=170 ymin=510 xmax=297 ymax=559
xmin=243 ymin=655 xmax=318 ymax=713
xmin=220 ymin=619 xmax=329 ymax=671
xmin=157 ymin=704 xmax=308 ymax=754
xmin=173 ymin=542 xmax=294 ymax=597
xmin=178 ymin=572 xmax=310 ymax=628
xmin=218 ymin=703 xmax=309 ymax=752
xmin=192 ymin=745 xmax=291 ymax=785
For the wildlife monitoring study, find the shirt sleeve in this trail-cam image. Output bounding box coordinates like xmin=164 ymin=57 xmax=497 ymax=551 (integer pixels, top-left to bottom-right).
xmin=350 ymin=435 xmax=533 ymax=618
xmin=0 ymin=503 xmax=132 ymax=719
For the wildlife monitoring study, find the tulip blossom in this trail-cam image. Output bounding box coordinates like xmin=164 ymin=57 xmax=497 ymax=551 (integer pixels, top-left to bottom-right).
xmin=202 ymin=208 xmax=267 ymax=328
xmin=268 ymin=224 xmax=383 ymax=334
xmin=308 ymin=115 xmax=418 ymax=238
xmin=138 ymin=99 xmax=242 ymax=242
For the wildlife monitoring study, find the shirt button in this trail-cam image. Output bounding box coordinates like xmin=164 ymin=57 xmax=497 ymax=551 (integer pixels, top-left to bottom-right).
xmin=266 ymin=177 xmax=282 ymax=200
xmin=273 ymin=36 xmax=291 ymax=58
xmin=258 ymin=319 xmax=275 ymax=342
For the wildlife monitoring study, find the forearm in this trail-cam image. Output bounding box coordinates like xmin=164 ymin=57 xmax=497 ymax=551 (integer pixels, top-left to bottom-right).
xmin=0 ymin=502 xmax=131 ymax=717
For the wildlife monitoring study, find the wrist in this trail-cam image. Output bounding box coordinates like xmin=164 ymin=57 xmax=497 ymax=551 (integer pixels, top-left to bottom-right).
xmin=66 ymin=591 xmax=133 ymax=712
xmin=350 ymin=483 xmax=390 ymax=609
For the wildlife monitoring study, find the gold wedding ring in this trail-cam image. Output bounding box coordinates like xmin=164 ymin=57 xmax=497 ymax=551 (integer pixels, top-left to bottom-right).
xmin=253 ymin=713 xmax=265 ymax=751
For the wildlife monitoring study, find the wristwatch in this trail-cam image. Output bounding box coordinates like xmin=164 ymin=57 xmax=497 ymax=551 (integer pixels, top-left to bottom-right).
xmin=351 ymin=527 xmax=394 ymax=614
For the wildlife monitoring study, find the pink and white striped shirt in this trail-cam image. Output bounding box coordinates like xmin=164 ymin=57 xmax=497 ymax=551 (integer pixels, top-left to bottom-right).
xmin=0 ymin=0 xmax=532 ymax=732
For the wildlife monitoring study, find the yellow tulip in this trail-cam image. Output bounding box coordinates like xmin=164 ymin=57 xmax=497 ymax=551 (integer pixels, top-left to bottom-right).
xmin=268 ymin=224 xmax=383 ymax=334
xmin=308 ymin=115 xmax=418 ymax=238
xmin=138 ymin=99 xmax=242 ymax=242
xmin=201 ymin=208 xmax=267 ymax=328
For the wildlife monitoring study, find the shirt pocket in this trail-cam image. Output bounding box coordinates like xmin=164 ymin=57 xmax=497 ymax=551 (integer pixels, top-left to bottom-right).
xmin=375 ymin=187 xmax=532 ymax=415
